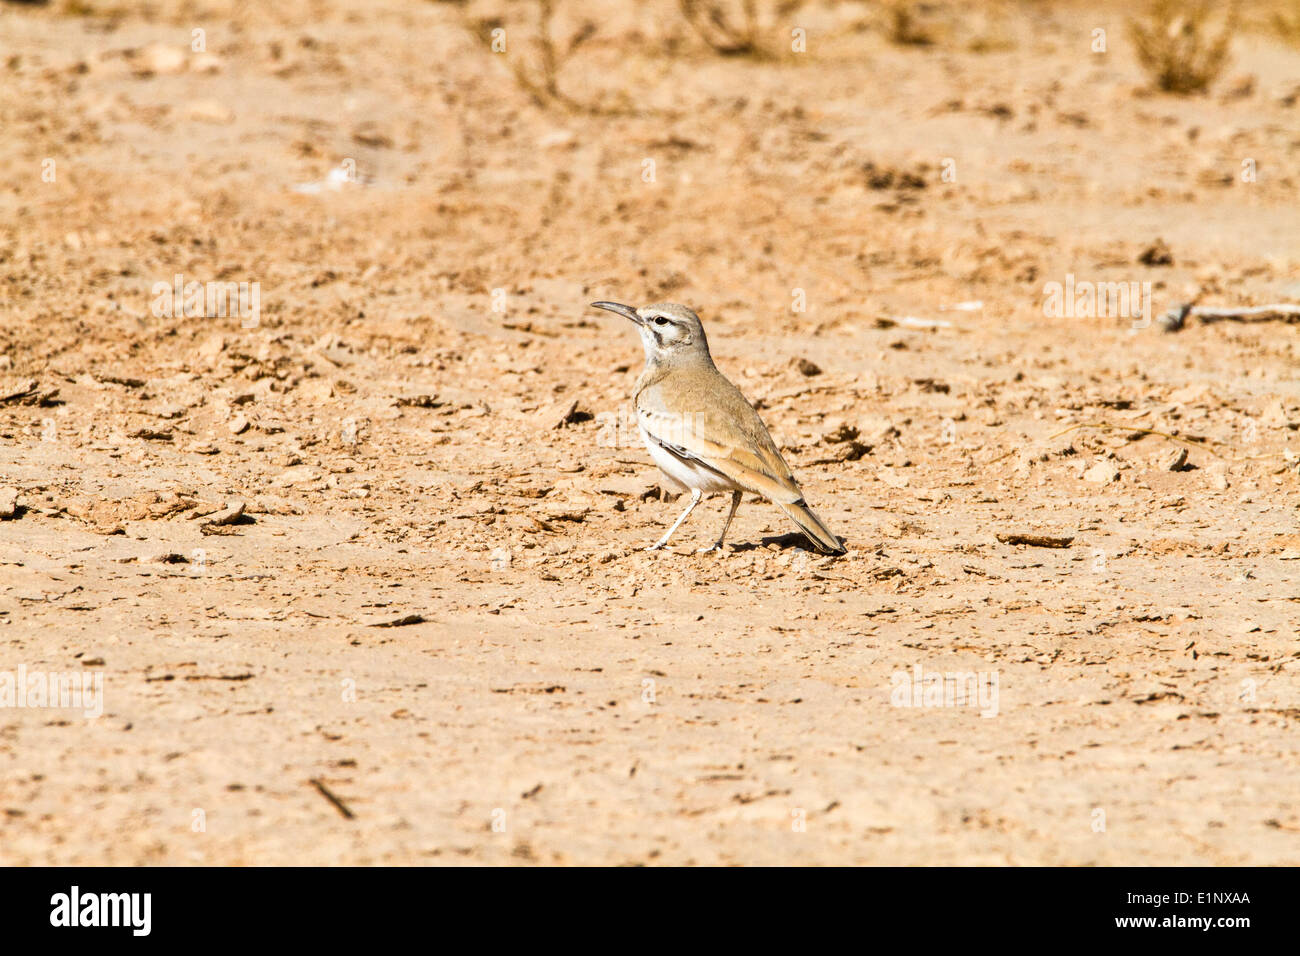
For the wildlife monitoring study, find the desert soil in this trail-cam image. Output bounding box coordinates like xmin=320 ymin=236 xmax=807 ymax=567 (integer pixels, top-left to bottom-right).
xmin=2 ymin=0 xmax=1299 ymax=865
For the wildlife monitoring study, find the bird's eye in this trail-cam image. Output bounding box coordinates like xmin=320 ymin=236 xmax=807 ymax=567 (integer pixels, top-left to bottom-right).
xmin=653 ymin=316 xmax=668 ymax=326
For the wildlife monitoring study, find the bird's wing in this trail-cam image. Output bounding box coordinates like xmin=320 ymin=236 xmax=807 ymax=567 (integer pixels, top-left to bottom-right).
xmin=638 ymin=381 xmax=804 ymax=505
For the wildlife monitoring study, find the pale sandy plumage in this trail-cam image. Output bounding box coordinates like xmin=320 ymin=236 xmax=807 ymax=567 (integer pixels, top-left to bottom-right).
xmin=591 ymin=300 xmax=845 ymax=555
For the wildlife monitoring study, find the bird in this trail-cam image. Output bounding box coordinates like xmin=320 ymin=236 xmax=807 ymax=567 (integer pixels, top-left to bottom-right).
xmin=590 ymin=300 xmax=845 ymax=555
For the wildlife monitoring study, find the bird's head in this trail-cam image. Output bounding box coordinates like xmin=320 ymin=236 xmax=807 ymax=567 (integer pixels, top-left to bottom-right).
xmin=590 ymin=301 xmax=712 ymax=367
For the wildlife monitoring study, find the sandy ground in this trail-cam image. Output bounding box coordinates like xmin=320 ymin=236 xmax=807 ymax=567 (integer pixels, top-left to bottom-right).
xmin=2 ymin=0 xmax=1299 ymax=865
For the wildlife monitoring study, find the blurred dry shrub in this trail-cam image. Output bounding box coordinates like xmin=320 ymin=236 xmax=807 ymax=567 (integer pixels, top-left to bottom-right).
xmin=883 ymin=1 xmax=936 ymax=46
xmin=677 ymin=0 xmax=807 ymax=58
xmin=1276 ymin=2 xmax=1300 ymax=46
xmin=965 ymin=1 xmax=1016 ymax=54
xmin=458 ymin=0 xmax=602 ymax=111
xmin=871 ymin=2 xmax=1012 ymax=53
xmin=1129 ymin=0 xmax=1237 ymax=94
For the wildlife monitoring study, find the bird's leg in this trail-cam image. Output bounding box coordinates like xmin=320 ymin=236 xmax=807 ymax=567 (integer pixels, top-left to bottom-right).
xmin=648 ymin=488 xmax=701 ymax=551
xmin=698 ymin=489 xmax=742 ymax=553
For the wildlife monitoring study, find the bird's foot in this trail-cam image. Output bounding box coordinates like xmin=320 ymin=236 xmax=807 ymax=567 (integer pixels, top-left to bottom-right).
xmin=697 ymin=543 xmax=727 ymax=554
xmin=645 ymin=541 xmax=667 ymax=552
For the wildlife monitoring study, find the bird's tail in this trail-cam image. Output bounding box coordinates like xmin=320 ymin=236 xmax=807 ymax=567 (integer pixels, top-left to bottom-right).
xmin=778 ymin=498 xmax=846 ymax=555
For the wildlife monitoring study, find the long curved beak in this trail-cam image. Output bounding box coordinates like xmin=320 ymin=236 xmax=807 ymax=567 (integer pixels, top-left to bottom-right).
xmin=590 ymin=301 xmax=643 ymax=326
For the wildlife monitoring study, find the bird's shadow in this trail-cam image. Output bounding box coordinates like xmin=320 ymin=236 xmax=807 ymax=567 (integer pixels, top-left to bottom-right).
xmin=728 ymin=532 xmax=831 ymax=554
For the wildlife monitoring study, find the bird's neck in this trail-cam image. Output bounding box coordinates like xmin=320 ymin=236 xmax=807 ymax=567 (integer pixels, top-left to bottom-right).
xmin=635 ymin=349 xmax=715 ymax=394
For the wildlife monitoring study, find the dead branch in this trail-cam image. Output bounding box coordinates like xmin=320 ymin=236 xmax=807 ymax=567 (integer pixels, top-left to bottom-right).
xmin=1159 ymin=302 xmax=1300 ymax=332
